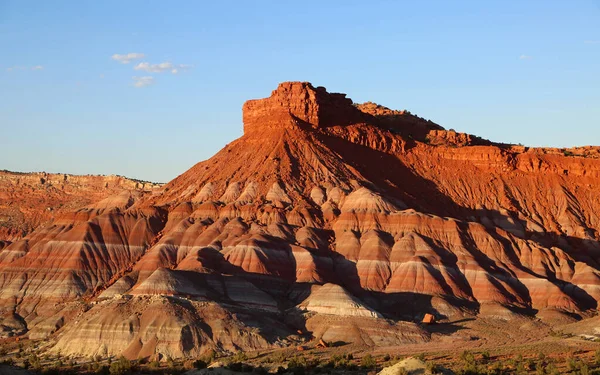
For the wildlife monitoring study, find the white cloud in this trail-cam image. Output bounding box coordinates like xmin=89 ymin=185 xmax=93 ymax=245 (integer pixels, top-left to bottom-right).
xmin=6 ymin=65 xmax=43 ymax=72
xmin=112 ymin=53 xmax=145 ymax=64
xmin=519 ymin=54 xmax=533 ymax=60
xmin=134 ymin=61 xmax=192 ymax=74
xmin=132 ymin=76 xmax=154 ymax=88
xmin=134 ymin=62 xmax=172 ymax=73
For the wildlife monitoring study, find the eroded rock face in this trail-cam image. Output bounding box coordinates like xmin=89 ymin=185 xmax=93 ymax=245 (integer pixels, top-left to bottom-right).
xmin=2 ymin=82 xmax=600 ymax=358
xmin=0 ymin=170 xmax=161 ymax=241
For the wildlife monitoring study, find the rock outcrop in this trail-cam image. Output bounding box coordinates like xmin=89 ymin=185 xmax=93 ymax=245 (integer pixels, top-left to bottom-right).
xmin=1 ymin=82 xmax=600 ymax=359
xmin=0 ymin=170 xmax=161 ymax=241
xmin=243 ymin=81 xmax=369 ymax=133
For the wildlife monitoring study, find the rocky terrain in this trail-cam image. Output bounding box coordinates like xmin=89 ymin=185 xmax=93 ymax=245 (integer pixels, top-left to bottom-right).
xmin=1 ymin=81 xmax=600 ymax=363
xmin=0 ymin=170 xmax=162 ymax=241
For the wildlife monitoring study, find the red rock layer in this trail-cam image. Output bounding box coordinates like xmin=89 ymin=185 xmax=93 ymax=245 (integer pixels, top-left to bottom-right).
xmin=0 ymin=170 xmax=162 ymax=241
xmin=0 ymin=82 xmax=599 ymax=358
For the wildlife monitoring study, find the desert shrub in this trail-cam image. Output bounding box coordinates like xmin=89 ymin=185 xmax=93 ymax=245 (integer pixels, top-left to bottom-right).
xmin=192 ymin=359 xmax=207 ymax=369
xmin=481 ymin=351 xmax=490 ymax=362
xmin=28 ymin=353 xmax=41 ymax=371
xmin=165 ymin=355 xmax=175 ymax=368
xmin=326 ymin=354 xmax=347 ymax=368
xmin=457 ymin=350 xmax=482 ymax=375
xmin=233 ymin=350 xmax=249 ymax=362
xmin=416 ymin=352 xmax=426 ymax=361
xmin=87 ymin=361 xmax=102 ymax=373
xmin=426 ymin=361 xmax=442 ymax=373
xmin=148 ymin=359 xmax=160 ymax=369
xmin=461 ymin=351 xmax=475 ymax=364
xmin=567 ymin=356 xmax=578 ymax=372
xmin=361 ymin=354 xmax=376 ymax=368
xmin=265 ymin=351 xmax=286 ymax=364
xmin=579 ymin=362 xmax=590 ymax=375
xmin=288 ymin=355 xmax=307 ymax=369
xmin=525 ymin=358 xmax=535 ymax=371
xmin=383 ymin=353 xmax=391 ymax=361
xmin=109 ymin=356 xmax=131 ymax=375
xmin=227 ymin=362 xmax=244 ymax=371
xmin=336 ymin=359 xmax=350 ymax=368
xmin=486 ymin=360 xmax=505 ymax=375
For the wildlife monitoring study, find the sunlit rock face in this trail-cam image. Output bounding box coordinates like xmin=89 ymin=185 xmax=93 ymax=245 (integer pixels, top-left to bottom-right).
xmin=2 ymin=82 xmax=600 ymax=358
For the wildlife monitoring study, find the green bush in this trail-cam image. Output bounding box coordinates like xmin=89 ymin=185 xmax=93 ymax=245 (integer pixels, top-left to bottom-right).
xmin=361 ymin=354 xmax=376 ymax=368
xmin=233 ymin=350 xmax=248 ymax=362
xmin=288 ymin=355 xmax=307 ymax=368
xmin=567 ymin=356 xmax=577 ymax=372
xmin=28 ymin=353 xmax=41 ymax=370
xmin=109 ymin=356 xmax=131 ymax=375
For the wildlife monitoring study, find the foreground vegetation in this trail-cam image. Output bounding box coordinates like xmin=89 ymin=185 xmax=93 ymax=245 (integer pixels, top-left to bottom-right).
xmin=2 ymin=338 xmax=600 ymax=374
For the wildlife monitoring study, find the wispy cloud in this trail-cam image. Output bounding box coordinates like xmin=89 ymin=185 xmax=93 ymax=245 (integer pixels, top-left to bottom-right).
xmin=134 ymin=62 xmax=192 ymax=74
xmin=519 ymin=54 xmax=533 ymax=60
xmin=132 ymin=76 xmax=154 ymax=88
xmin=6 ymin=65 xmax=44 ymax=71
xmin=112 ymin=53 xmax=145 ymax=64
xmin=584 ymin=40 xmax=600 ymax=44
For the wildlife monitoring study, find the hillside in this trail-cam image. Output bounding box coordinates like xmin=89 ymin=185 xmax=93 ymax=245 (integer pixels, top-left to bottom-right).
xmin=0 ymin=82 xmax=599 ymax=360
xmin=0 ymin=170 xmax=162 ymax=242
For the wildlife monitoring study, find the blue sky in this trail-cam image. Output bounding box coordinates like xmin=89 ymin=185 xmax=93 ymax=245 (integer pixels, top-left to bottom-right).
xmin=1 ymin=1 xmax=599 ymax=182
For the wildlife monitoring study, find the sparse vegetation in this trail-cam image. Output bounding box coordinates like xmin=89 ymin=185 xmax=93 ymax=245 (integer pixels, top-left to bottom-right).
xmin=360 ymin=354 xmax=376 ymax=368
xmin=108 ymin=356 xmax=131 ymax=375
